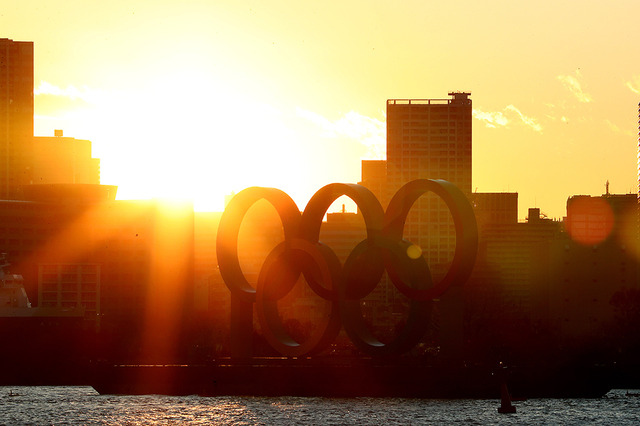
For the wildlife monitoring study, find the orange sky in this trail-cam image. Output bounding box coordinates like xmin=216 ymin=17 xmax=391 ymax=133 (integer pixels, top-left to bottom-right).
xmin=3 ymin=1 xmax=640 ymax=219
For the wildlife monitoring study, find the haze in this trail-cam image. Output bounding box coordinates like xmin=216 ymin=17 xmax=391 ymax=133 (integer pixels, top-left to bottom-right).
xmin=3 ymin=1 xmax=639 ymax=218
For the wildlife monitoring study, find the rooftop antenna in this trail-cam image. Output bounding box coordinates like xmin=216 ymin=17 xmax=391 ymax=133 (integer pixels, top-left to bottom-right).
xmin=606 ymin=180 xmax=610 ymax=195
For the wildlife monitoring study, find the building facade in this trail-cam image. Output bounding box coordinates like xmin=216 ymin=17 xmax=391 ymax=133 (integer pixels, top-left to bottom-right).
xmin=0 ymin=38 xmax=34 ymax=199
xmin=386 ymin=92 xmax=472 ymax=276
xmin=33 ymin=131 xmax=100 ymax=185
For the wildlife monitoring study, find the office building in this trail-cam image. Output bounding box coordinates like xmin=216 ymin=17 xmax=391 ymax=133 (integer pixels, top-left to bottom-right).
xmin=0 ymin=38 xmax=34 ymax=199
xmin=38 ymin=263 xmax=100 ymax=326
xmin=470 ymin=192 xmax=518 ymax=228
xmin=386 ymin=92 xmax=472 ymax=275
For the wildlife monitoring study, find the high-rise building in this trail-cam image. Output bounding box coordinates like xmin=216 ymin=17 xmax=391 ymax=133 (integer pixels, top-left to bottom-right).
xmin=0 ymin=38 xmax=34 ymax=199
xmin=386 ymin=92 xmax=472 ymax=274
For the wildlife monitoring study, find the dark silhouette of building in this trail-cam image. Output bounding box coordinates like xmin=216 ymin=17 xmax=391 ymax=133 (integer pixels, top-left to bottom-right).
xmin=471 ymin=192 xmax=518 ymax=228
xmin=385 ymin=93 xmax=473 ymax=360
xmin=386 ymin=93 xmax=472 ymax=274
xmin=0 ymin=184 xmax=195 ymax=363
xmin=565 ymin=192 xmax=637 ymax=246
xmin=387 ymin=93 xmax=472 ymax=193
xmin=464 ymin=190 xmax=640 ymax=366
xmin=0 ymin=38 xmax=34 ymax=199
xmin=546 ymin=235 xmax=636 ymax=343
xmin=465 ymin=197 xmax=562 ymax=364
xmin=553 ymin=192 xmax=639 ymax=341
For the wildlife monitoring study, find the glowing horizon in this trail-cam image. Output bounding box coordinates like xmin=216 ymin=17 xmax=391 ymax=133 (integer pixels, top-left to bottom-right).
xmin=5 ymin=1 xmax=639 ymax=219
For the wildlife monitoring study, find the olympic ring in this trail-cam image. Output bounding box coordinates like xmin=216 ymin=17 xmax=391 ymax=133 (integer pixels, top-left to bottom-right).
xmin=256 ymin=239 xmax=342 ymax=356
xmin=216 ymin=187 xmax=300 ymax=303
xmin=384 ymin=179 xmax=478 ymax=301
xmin=216 ymin=179 xmax=478 ymax=358
xmin=340 ymin=236 xmax=433 ymax=356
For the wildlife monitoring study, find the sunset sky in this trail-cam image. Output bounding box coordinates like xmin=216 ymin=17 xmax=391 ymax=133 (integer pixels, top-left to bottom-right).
xmin=3 ymin=1 xmax=639 ymax=219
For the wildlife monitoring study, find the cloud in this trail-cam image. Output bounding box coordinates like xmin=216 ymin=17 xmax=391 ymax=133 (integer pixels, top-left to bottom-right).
xmin=626 ymin=75 xmax=640 ymax=94
xmin=472 ymin=109 xmax=509 ymax=128
xmin=605 ymin=119 xmax=622 ymax=133
xmin=297 ymin=108 xmax=385 ymax=159
xmin=557 ymin=71 xmax=593 ymax=103
xmin=605 ymin=119 xmax=633 ymax=136
xmin=504 ymin=105 xmax=543 ymax=132
xmin=34 ymin=81 xmax=104 ymax=104
xmin=473 ymin=106 xmax=542 ymax=132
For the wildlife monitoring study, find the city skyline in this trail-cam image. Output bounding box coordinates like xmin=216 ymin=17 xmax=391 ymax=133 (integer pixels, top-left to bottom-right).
xmin=2 ymin=4 xmax=640 ymax=399
xmin=2 ymin=2 xmax=640 ymax=218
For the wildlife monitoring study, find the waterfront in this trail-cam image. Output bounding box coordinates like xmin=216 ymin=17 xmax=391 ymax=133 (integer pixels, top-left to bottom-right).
xmin=1 ymin=387 xmax=639 ymax=425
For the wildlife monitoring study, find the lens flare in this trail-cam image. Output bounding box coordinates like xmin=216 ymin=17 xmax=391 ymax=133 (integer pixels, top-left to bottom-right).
xmin=565 ymin=197 xmax=614 ymax=246
xmin=406 ymin=244 xmax=423 ymax=259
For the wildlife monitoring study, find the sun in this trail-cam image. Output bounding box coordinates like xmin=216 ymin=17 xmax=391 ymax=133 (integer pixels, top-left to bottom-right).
xmin=36 ymin=66 xmax=369 ymax=215
xmin=76 ymin=70 xmax=299 ymax=212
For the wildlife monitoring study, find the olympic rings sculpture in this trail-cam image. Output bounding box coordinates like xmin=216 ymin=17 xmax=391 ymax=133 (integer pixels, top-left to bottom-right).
xmin=216 ymin=179 xmax=478 ymax=357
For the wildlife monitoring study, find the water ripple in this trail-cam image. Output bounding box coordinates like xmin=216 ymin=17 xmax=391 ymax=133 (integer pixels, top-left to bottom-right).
xmin=0 ymin=387 xmax=638 ymax=425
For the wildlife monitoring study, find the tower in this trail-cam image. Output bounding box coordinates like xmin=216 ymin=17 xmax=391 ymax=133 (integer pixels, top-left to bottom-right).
xmin=385 ymin=93 xmax=472 ymax=360
xmin=386 ymin=92 xmax=472 ymax=275
xmin=0 ymin=38 xmax=34 ymax=200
